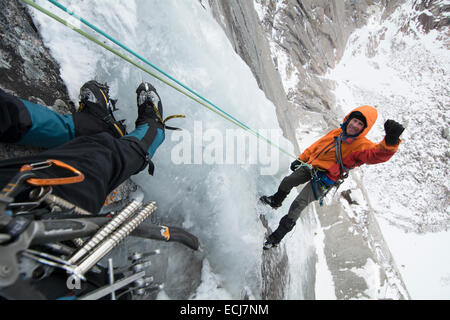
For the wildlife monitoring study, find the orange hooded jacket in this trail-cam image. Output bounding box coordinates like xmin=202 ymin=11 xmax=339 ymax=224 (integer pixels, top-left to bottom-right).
xmin=299 ymin=105 xmax=401 ymax=182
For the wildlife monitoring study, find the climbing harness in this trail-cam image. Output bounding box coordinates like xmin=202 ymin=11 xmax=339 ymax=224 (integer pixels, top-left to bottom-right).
xmin=22 ymin=0 xmax=297 ymax=160
xmin=311 ymin=169 xmax=330 ymax=207
xmin=311 ymin=133 xmax=350 ymax=206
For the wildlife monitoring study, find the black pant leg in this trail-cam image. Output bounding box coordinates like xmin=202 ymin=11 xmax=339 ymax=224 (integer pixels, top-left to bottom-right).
xmin=0 ymin=133 xmax=148 ymax=213
xmin=43 ymin=133 xmax=148 ymax=213
xmin=278 ymin=166 xmax=312 ymax=193
xmin=286 ymin=180 xmax=323 ymax=222
xmin=71 ymin=112 xmax=114 ymax=137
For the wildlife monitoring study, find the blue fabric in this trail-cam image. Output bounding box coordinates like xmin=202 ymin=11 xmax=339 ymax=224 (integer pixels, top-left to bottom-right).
xmin=126 ymin=124 xmax=149 ymax=140
xmin=317 ymin=171 xmax=335 ymax=186
xmin=147 ymin=128 xmax=165 ymax=158
xmin=126 ymin=124 xmax=165 ymax=159
xmin=17 ymin=99 xmax=75 ymax=148
xmin=57 ymin=296 xmax=77 ymax=300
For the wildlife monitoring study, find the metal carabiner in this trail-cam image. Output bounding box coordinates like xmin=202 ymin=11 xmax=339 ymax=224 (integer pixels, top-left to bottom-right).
xmin=20 ymin=160 xmax=85 ymax=186
xmin=21 ymin=161 xmax=53 ymax=171
xmin=21 ymin=249 xmax=86 ymax=281
xmin=9 ymin=187 xmax=53 ymax=215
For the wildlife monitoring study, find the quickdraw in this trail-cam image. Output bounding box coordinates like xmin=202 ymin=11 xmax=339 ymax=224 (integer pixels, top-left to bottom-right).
xmin=311 ymin=170 xmax=331 ymax=207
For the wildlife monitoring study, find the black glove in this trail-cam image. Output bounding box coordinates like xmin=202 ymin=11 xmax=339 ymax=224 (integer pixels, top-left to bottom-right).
xmin=384 ymin=120 xmax=405 ymax=145
xmin=290 ymin=159 xmax=302 ymax=171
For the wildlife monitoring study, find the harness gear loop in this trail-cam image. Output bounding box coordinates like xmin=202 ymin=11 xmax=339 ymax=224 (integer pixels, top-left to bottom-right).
xmin=20 ymin=160 xmax=85 ymax=186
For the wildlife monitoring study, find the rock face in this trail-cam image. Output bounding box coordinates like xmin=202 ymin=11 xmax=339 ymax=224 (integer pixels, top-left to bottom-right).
xmin=413 ymin=0 xmax=450 ymax=33
xmin=209 ymin=0 xmax=405 ymax=127
xmin=0 ymin=1 xmax=71 ymax=108
xmin=256 ymin=0 xmax=405 ymax=113
xmin=0 ymin=0 xmax=73 ymax=160
xmin=205 ymin=0 xmax=301 ymax=154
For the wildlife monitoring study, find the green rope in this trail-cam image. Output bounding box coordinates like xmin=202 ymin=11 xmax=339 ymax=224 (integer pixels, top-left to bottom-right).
xmin=22 ymin=0 xmax=301 ymax=161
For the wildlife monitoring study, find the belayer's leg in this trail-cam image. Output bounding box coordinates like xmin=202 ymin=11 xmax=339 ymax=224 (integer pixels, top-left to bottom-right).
xmin=125 ymin=120 xmax=165 ymax=160
xmin=0 ymin=117 xmax=165 ymax=214
xmin=0 ymin=131 xmax=152 ymax=214
xmin=0 ymin=89 xmax=75 ymax=148
xmin=122 ymin=82 xmax=167 ymax=174
xmin=0 ymin=83 xmax=167 ymax=213
xmin=53 ymin=82 xmax=168 ymax=211
xmin=263 ymin=180 xmax=322 ymax=249
xmin=51 ymin=110 xmax=165 ymax=212
xmin=260 ymin=166 xmax=312 ymax=209
xmin=0 ymin=84 xmax=126 ymax=149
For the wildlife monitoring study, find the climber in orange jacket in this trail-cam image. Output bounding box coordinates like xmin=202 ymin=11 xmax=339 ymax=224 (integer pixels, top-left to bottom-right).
xmin=260 ymin=105 xmax=405 ymax=250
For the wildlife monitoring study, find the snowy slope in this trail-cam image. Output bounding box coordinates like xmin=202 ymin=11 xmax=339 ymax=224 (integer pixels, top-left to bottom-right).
xmin=327 ymin=1 xmax=450 ymax=299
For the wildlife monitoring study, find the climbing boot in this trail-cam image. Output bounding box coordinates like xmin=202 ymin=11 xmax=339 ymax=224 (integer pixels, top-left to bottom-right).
xmin=263 ymin=215 xmax=296 ymax=250
xmin=136 ymin=82 xmax=186 ymax=131
xmin=77 ymin=80 xmax=127 ymax=138
xmin=259 ymin=190 xmax=289 ymax=209
xmin=135 ymin=82 xmax=164 ymax=126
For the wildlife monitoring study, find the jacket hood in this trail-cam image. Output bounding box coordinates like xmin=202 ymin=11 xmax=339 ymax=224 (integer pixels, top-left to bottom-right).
xmin=342 ymin=105 xmax=378 ymax=138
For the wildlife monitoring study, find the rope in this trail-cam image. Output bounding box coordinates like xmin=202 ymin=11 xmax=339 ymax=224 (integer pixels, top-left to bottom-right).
xmin=22 ymin=0 xmax=298 ymax=160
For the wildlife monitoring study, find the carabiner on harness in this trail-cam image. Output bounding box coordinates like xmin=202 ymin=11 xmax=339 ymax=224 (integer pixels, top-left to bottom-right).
xmin=20 ymin=159 xmax=85 ymax=186
xmin=311 ymin=133 xmax=350 ymax=206
xmin=1 ymin=160 xmax=84 ymax=221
